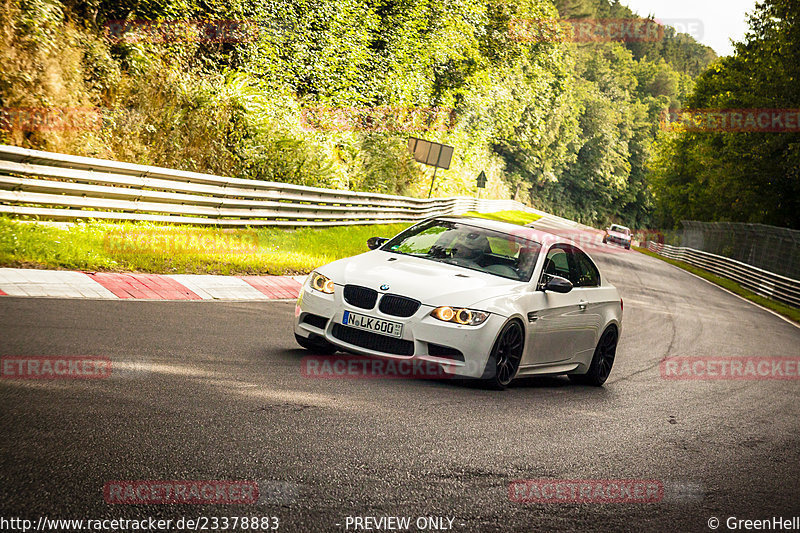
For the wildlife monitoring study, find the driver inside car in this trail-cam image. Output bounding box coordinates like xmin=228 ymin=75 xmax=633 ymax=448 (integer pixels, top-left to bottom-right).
xmin=450 ymin=233 xmax=491 ymax=263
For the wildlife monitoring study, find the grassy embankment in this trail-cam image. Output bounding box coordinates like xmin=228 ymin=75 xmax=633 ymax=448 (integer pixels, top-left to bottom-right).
xmin=634 ymin=246 xmax=800 ymax=324
xmin=0 ymin=211 xmax=541 ymax=275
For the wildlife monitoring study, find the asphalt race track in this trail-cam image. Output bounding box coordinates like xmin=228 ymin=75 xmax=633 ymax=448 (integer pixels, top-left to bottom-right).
xmin=1 ymin=248 xmax=799 ymax=532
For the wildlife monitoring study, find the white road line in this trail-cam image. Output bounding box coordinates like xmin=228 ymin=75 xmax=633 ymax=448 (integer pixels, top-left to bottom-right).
xmin=646 ymin=257 xmax=800 ymax=330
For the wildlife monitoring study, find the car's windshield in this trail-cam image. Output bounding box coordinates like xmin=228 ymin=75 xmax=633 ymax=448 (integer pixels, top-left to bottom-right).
xmin=381 ymin=220 xmax=542 ymax=282
xmin=610 ymin=225 xmax=630 ymax=235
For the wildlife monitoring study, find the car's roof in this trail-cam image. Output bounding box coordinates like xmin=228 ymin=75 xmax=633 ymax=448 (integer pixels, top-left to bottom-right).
xmin=611 ymin=224 xmax=630 ymax=230
xmin=434 ymin=216 xmax=570 ymax=245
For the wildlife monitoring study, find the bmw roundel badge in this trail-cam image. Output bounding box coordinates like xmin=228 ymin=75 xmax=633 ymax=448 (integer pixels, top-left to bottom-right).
xmin=380 ymin=284 xmax=390 ymax=291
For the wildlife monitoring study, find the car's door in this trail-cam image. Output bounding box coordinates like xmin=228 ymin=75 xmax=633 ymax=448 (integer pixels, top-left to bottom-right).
xmin=567 ymin=247 xmax=604 ymax=360
xmin=522 ymin=245 xmax=584 ymax=366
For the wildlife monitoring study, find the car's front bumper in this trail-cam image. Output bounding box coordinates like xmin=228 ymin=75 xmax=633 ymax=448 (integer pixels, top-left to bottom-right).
xmin=293 ymin=285 xmax=506 ymax=379
xmin=605 ymin=235 xmax=631 ymax=246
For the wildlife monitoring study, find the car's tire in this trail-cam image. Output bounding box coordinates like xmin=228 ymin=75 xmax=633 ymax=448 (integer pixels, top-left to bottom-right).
xmin=294 ymin=333 xmax=338 ymax=354
xmin=624 ymin=243 xmax=631 ymax=250
xmin=569 ymin=326 xmax=618 ymax=387
xmin=602 ymin=237 xmax=607 ymax=244
xmin=482 ymin=320 xmax=525 ymax=390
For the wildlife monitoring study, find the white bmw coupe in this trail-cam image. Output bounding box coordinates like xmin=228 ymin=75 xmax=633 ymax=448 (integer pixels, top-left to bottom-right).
xmin=293 ymin=216 xmax=623 ymax=389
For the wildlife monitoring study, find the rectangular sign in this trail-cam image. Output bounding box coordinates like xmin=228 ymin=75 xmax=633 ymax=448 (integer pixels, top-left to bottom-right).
xmin=408 ymin=137 xmax=453 ymax=170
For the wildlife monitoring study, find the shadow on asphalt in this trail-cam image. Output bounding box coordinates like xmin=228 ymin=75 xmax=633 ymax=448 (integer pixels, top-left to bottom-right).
xmin=281 ymin=347 xmax=609 ymax=395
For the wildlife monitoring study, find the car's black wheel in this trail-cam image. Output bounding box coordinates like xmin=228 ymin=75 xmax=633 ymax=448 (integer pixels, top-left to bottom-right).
xmin=295 ymin=333 xmax=338 ymax=354
xmin=624 ymin=243 xmax=631 ymax=250
xmin=569 ymin=327 xmax=618 ymax=386
xmin=602 ymin=237 xmax=607 ymax=244
xmin=483 ymin=320 xmax=524 ymax=390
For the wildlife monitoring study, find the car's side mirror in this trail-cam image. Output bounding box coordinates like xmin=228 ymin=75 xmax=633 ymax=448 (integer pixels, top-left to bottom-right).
xmin=543 ymin=275 xmax=573 ymax=293
xmin=367 ymin=237 xmax=388 ymax=250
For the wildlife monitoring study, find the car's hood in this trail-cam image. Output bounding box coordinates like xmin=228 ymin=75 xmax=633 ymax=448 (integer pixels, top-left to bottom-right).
xmin=317 ymin=250 xmax=525 ymax=309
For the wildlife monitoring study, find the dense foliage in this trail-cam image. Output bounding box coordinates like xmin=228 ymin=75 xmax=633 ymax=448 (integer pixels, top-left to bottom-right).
xmin=1 ymin=0 xmax=718 ymax=227
xmin=531 ymin=0 xmax=712 ymax=226
xmin=650 ymin=0 xmax=800 ymax=229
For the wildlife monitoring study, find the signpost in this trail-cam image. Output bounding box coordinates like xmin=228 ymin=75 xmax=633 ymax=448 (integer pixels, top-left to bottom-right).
xmin=476 ymin=170 xmax=487 ymax=199
xmin=408 ymin=137 xmax=454 ymax=198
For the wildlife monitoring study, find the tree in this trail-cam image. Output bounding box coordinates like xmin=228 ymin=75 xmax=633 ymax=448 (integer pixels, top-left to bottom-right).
xmin=652 ymin=0 xmax=800 ymax=229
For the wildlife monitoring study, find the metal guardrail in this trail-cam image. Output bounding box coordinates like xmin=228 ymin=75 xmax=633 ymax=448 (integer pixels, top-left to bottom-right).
xmin=0 ymin=145 xmax=537 ymax=226
xmin=647 ymin=241 xmax=800 ymax=309
xmin=681 ymin=220 xmax=800 ymax=280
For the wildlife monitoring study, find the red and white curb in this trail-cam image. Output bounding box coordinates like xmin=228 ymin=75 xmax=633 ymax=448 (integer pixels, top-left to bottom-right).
xmin=0 ymin=268 xmax=305 ymax=300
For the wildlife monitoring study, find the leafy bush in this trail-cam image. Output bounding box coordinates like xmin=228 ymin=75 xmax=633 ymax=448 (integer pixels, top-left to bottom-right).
xmin=0 ymin=0 xmax=717 ymax=229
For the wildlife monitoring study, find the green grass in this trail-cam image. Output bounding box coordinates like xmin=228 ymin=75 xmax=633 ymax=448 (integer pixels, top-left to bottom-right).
xmin=0 ymin=210 xmax=540 ymax=275
xmin=0 ymin=218 xmax=412 ymax=275
xmin=634 ymin=246 xmax=800 ymax=324
xmin=462 ymin=210 xmax=542 ymax=225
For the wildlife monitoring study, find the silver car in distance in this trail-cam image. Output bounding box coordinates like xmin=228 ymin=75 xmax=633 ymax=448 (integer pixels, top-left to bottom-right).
xmin=293 ymin=216 xmax=623 ymax=389
xmin=603 ymin=224 xmax=632 ymax=249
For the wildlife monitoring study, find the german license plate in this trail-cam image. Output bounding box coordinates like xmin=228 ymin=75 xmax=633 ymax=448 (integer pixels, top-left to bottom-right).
xmin=342 ymin=311 xmax=403 ymax=338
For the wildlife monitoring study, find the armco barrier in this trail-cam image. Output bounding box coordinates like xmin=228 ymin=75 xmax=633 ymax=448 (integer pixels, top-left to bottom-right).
xmin=0 ymin=145 xmax=543 ymax=226
xmin=647 ymin=241 xmax=800 ymax=309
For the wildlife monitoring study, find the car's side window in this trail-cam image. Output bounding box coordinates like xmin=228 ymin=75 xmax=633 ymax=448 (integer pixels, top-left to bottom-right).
xmin=571 ymin=249 xmax=601 ymax=287
xmin=542 ymin=246 xmax=570 ymax=280
xmin=540 ymin=245 xmax=600 ymax=288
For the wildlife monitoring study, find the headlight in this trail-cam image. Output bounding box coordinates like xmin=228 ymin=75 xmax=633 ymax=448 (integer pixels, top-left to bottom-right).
xmin=309 ymin=272 xmax=335 ymax=294
xmin=431 ymin=306 xmax=489 ymax=326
